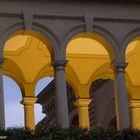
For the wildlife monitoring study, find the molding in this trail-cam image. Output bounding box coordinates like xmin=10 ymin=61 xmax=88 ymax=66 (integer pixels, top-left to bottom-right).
xmin=36 ymin=41 xmax=51 ymax=57
xmin=75 ymin=98 xmax=92 ymax=107
xmin=129 ymin=100 xmax=140 ymax=108
xmin=67 ymin=53 xmax=109 ymax=59
xmin=4 ymin=36 xmax=32 ymax=56
xmin=94 ymin=17 xmax=140 ymax=24
xmin=121 ymin=28 xmax=140 ymax=57
xmin=112 ymin=62 xmax=128 ymax=73
xmin=53 ymin=60 xmax=68 ymax=68
xmin=21 ymin=97 xmax=37 ymax=106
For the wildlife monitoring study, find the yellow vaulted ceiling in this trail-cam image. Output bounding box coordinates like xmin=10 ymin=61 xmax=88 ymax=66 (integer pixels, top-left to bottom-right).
xmin=3 ymin=34 xmax=140 ymax=98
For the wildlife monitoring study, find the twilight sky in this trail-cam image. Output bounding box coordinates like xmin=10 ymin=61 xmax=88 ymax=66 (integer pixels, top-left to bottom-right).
xmin=3 ymin=76 xmax=53 ymax=128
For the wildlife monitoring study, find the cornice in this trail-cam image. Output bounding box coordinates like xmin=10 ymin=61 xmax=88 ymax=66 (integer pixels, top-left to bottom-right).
xmin=5 ymin=0 xmax=140 ymax=2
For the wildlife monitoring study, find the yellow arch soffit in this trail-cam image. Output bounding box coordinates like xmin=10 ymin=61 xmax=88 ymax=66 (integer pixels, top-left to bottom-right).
xmin=4 ymin=35 xmax=50 ymax=57
xmin=4 ymin=36 xmax=33 ymax=56
xmin=126 ymin=41 xmax=139 ymax=60
xmin=4 ymin=30 xmax=53 ymax=57
xmin=34 ymin=62 xmax=80 ymax=97
xmin=67 ymin=53 xmax=109 ymax=59
xmin=3 ymin=58 xmax=25 ymax=83
xmin=34 ymin=68 xmax=53 ymax=86
xmin=3 ymin=70 xmax=24 ymax=94
xmin=68 ymin=32 xmax=114 ymax=60
xmin=65 ymin=74 xmax=79 ymax=97
xmin=87 ymin=62 xmax=113 ymax=86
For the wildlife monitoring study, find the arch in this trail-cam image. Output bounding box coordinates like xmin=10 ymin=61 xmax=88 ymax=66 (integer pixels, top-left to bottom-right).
xmin=34 ymin=63 xmax=53 ymax=85
xmin=0 ymin=20 xmax=59 ymax=60
xmin=122 ymin=28 xmax=140 ymax=62
xmin=88 ymin=62 xmax=132 ymax=98
xmin=35 ymin=62 xmax=79 ymax=97
xmin=3 ymin=58 xmax=25 ymax=94
xmin=93 ymin=25 xmax=119 ymax=61
xmin=36 ymin=71 xmax=78 ymax=98
xmin=123 ymin=33 xmax=140 ymax=87
xmin=65 ymin=64 xmax=80 ymax=95
xmin=61 ymin=24 xmax=119 ymax=62
xmin=125 ymin=71 xmax=133 ymax=87
xmin=88 ymin=62 xmax=114 ymax=87
xmin=4 ymin=71 xmax=24 ymax=95
xmin=35 ymin=76 xmax=54 ymax=96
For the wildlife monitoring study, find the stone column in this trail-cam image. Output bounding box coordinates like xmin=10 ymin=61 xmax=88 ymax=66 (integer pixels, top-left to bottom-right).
xmin=21 ymin=97 xmax=37 ymax=130
xmin=129 ymin=100 xmax=140 ymax=129
xmin=75 ymin=98 xmax=91 ymax=128
xmin=53 ymin=60 xmax=69 ymax=127
xmin=0 ymin=58 xmax=5 ymax=129
xmin=112 ymin=63 xmax=130 ymax=130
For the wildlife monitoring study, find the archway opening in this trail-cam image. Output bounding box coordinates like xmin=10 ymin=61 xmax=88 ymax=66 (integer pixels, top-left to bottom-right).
xmin=2 ymin=30 xmax=54 ymax=129
xmin=3 ymin=75 xmax=23 ymax=128
xmin=125 ymin=38 xmax=140 ymax=98
xmin=89 ymin=79 xmax=116 ymax=129
xmin=66 ymin=32 xmax=114 ymax=128
xmin=66 ymin=32 xmax=115 ymax=60
xmin=66 ymin=32 xmax=112 ymax=97
xmin=36 ymin=78 xmax=77 ymax=127
xmin=35 ymin=77 xmax=53 ymax=125
xmin=125 ymin=37 xmax=140 ymax=129
xmin=4 ymin=30 xmax=54 ymax=57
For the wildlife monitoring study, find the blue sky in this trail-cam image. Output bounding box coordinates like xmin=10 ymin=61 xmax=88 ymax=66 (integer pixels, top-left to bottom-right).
xmin=3 ymin=76 xmax=53 ymax=128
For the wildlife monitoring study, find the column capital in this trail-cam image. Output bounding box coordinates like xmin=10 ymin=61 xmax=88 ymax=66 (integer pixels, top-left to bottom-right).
xmin=20 ymin=97 xmax=37 ymax=106
xmin=129 ymin=100 xmax=140 ymax=108
xmin=111 ymin=62 xmax=128 ymax=73
xmin=53 ymin=60 xmax=68 ymax=67
xmin=75 ymin=98 xmax=92 ymax=108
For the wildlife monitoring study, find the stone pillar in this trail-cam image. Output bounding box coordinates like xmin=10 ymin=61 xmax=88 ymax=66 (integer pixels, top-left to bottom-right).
xmin=21 ymin=97 xmax=37 ymax=130
xmin=75 ymin=98 xmax=91 ymax=128
xmin=129 ymin=100 xmax=140 ymax=129
xmin=53 ymin=60 xmax=69 ymax=127
xmin=0 ymin=58 xmax=5 ymax=129
xmin=112 ymin=63 xmax=130 ymax=130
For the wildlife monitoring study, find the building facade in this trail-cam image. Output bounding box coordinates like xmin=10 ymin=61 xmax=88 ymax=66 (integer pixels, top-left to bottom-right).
xmin=0 ymin=0 xmax=140 ymax=130
xmin=37 ymin=79 xmax=117 ymax=129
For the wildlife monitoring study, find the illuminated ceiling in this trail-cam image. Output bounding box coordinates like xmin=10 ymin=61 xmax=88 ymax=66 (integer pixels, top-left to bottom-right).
xmin=4 ymin=35 xmax=137 ymax=56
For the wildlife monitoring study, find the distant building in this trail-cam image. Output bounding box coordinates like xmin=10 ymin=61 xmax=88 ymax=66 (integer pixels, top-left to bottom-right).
xmin=36 ymin=80 xmax=78 ymax=127
xmin=37 ymin=79 xmax=117 ymax=129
